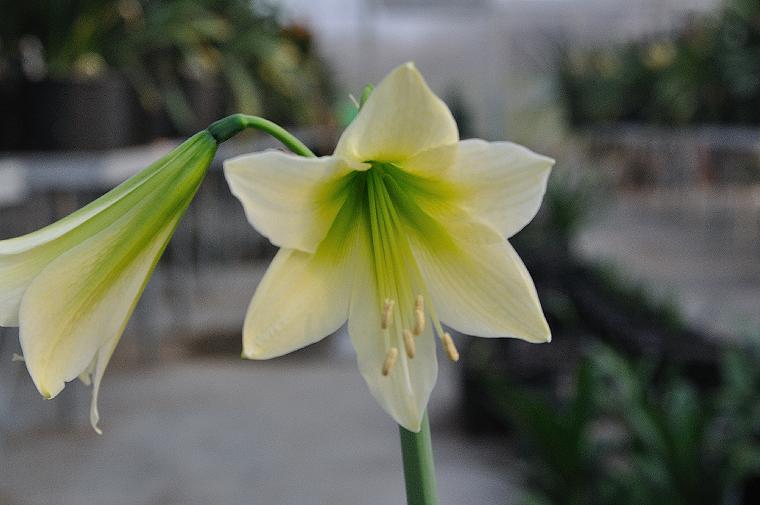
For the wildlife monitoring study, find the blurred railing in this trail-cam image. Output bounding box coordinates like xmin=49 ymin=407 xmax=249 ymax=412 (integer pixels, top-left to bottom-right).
xmin=582 ymin=124 xmax=760 ymax=187
xmin=578 ymin=124 xmax=760 ymax=244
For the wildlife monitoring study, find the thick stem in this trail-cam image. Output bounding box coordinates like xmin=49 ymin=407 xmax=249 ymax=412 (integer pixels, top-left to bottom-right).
xmin=399 ymin=412 xmax=439 ymax=505
xmin=207 ymin=114 xmax=315 ymax=158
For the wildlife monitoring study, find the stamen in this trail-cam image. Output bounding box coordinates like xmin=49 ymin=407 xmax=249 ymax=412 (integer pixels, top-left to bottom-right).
xmin=415 ymin=294 xmax=424 ymax=311
xmin=381 ymin=298 xmax=395 ymax=329
xmin=403 ymin=329 xmax=416 ymax=358
xmin=413 ymin=294 xmax=425 ymax=335
xmin=382 ymin=347 xmax=399 ymax=376
xmin=442 ymin=332 xmax=460 ymax=362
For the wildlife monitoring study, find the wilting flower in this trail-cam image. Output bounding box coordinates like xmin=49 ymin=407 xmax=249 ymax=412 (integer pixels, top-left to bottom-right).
xmin=0 ymin=132 xmax=217 ymax=433
xmin=224 ymin=62 xmax=554 ymax=431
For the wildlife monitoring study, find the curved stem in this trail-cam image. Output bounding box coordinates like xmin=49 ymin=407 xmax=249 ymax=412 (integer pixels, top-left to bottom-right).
xmin=207 ymin=114 xmax=315 ymax=158
xmin=399 ymin=412 xmax=439 ymax=505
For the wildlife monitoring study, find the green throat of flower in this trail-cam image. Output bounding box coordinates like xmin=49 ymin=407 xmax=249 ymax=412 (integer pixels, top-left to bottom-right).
xmin=323 ymin=162 xmax=461 ymax=376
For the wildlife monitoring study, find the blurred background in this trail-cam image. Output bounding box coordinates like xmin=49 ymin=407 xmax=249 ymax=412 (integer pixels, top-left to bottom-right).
xmin=1 ymin=0 xmax=760 ymax=504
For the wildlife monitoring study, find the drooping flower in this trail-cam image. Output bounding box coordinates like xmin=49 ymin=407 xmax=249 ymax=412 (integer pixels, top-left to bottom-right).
xmin=0 ymin=132 xmax=217 ymax=433
xmin=224 ymin=62 xmax=554 ymax=431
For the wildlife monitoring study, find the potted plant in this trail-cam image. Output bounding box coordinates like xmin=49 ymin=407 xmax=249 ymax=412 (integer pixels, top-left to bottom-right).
xmin=0 ymin=0 xmax=336 ymax=150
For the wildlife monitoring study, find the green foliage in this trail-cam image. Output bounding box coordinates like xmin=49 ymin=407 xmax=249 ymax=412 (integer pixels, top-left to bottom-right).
xmin=560 ymin=0 xmax=760 ymax=126
xmin=489 ymin=359 xmax=600 ymax=505
xmin=0 ymin=0 xmax=334 ymax=131
xmin=515 ymin=165 xmax=604 ymax=255
xmin=591 ymin=263 xmax=685 ymax=334
xmin=489 ymin=343 xmax=760 ymax=505
xmin=0 ymin=0 xmax=129 ymax=78
xmin=541 ymin=170 xmax=601 ymax=247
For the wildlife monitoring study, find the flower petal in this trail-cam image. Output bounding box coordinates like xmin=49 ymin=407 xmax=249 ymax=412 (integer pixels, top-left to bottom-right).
xmin=411 ymin=220 xmax=550 ymax=343
xmin=0 ymin=138 xmax=192 ymax=256
xmin=224 ymin=151 xmax=366 ymax=253
xmin=334 ymin=62 xmax=458 ymax=163
xmin=19 ymin=203 xmax=182 ymax=411
xmin=399 ymin=143 xmax=458 ymax=179
xmin=241 ymin=247 xmax=353 ymax=359
xmin=88 ymin=330 xmax=120 ymax=434
xmin=450 ymin=139 xmax=554 ymax=238
xmin=18 ymin=131 xmax=212 ymax=415
xmin=0 ymin=260 xmax=39 ymax=326
xmin=0 ymin=133 xmax=215 ymax=326
xmin=347 ymin=232 xmax=437 ymax=432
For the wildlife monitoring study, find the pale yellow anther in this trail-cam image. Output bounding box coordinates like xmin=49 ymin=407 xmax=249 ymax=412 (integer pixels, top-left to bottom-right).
xmin=413 ymin=310 xmax=425 ymax=336
xmin=442 ymin=332 xmax=460 ymax=362
xmin=415 ymin=294 xmax=424 ymax=311
xmin=403 ymin=329 xmax=416 ymax=358
xmin=382 ymin=347 xmax=399 ymax=376
xmin=381 ymin=298 xmax=395 ymax=329
xmin=413 ymin=294 xmax=425 ymax=335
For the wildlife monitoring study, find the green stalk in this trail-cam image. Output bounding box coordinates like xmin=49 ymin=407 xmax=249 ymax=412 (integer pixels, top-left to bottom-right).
xmin=207 ymin=114 xmax=315 ymax=158
xmin=399 ymin=412 xmax=439 ymax=505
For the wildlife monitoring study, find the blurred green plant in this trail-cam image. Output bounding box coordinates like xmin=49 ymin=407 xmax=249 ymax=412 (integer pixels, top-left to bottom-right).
xmin=487 ymin=343 xmax=760 ymax=505
xmin=0 ymin=0 xmax=335 ymax=132
xmin=559 ymin=0 xmax=760 ymax=126
xmin=0 ymin=0 xmax=128 ymax=79
xmin=591 ymin=264 xmax=685 ymax=334
xmin=487 ymin=358 xmax=601 ymax=505
xmin=515 ymin=164 xmax=604 ymax=256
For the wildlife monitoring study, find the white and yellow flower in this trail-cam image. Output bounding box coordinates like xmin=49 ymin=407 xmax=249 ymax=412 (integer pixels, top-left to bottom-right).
xmin=0 ymin=132 xmax=217 ymax=433
xmin=224 ymin=62 xmax=554 ymax=431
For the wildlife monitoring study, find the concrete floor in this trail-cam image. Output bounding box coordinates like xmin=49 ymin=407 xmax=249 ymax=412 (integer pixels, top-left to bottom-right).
xmin=0 ymin=345 xmax=520 ymax=505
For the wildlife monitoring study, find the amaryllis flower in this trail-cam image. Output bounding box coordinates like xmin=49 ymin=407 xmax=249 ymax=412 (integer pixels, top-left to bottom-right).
xmin=224 ymin=62 xmax=554 ymax=431
xmin=0 ymin=132 xmax=217 ymax=433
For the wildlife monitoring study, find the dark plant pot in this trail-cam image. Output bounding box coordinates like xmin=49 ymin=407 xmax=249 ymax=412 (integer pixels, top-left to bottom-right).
xmin=742 ymin=474 xmax=760 ymax=505
xmin=183 ymin=76 xmax=228 ymax=133
xmin=0 ymin=73 xmax=23 ymax=150
xmin=22 ymin=74 xmax=144 ymax=150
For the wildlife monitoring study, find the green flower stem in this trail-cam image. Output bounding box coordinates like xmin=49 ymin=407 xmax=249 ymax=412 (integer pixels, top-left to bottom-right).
xmin=399 ymin=412 xmax=439 ymax=505
xmin=207 ymin=114 xmax=315 ymax=158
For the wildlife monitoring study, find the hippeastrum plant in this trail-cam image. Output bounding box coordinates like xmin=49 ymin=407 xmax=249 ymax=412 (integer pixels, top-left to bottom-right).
xmin=2 ymin=61 xmax=553 ymax=505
